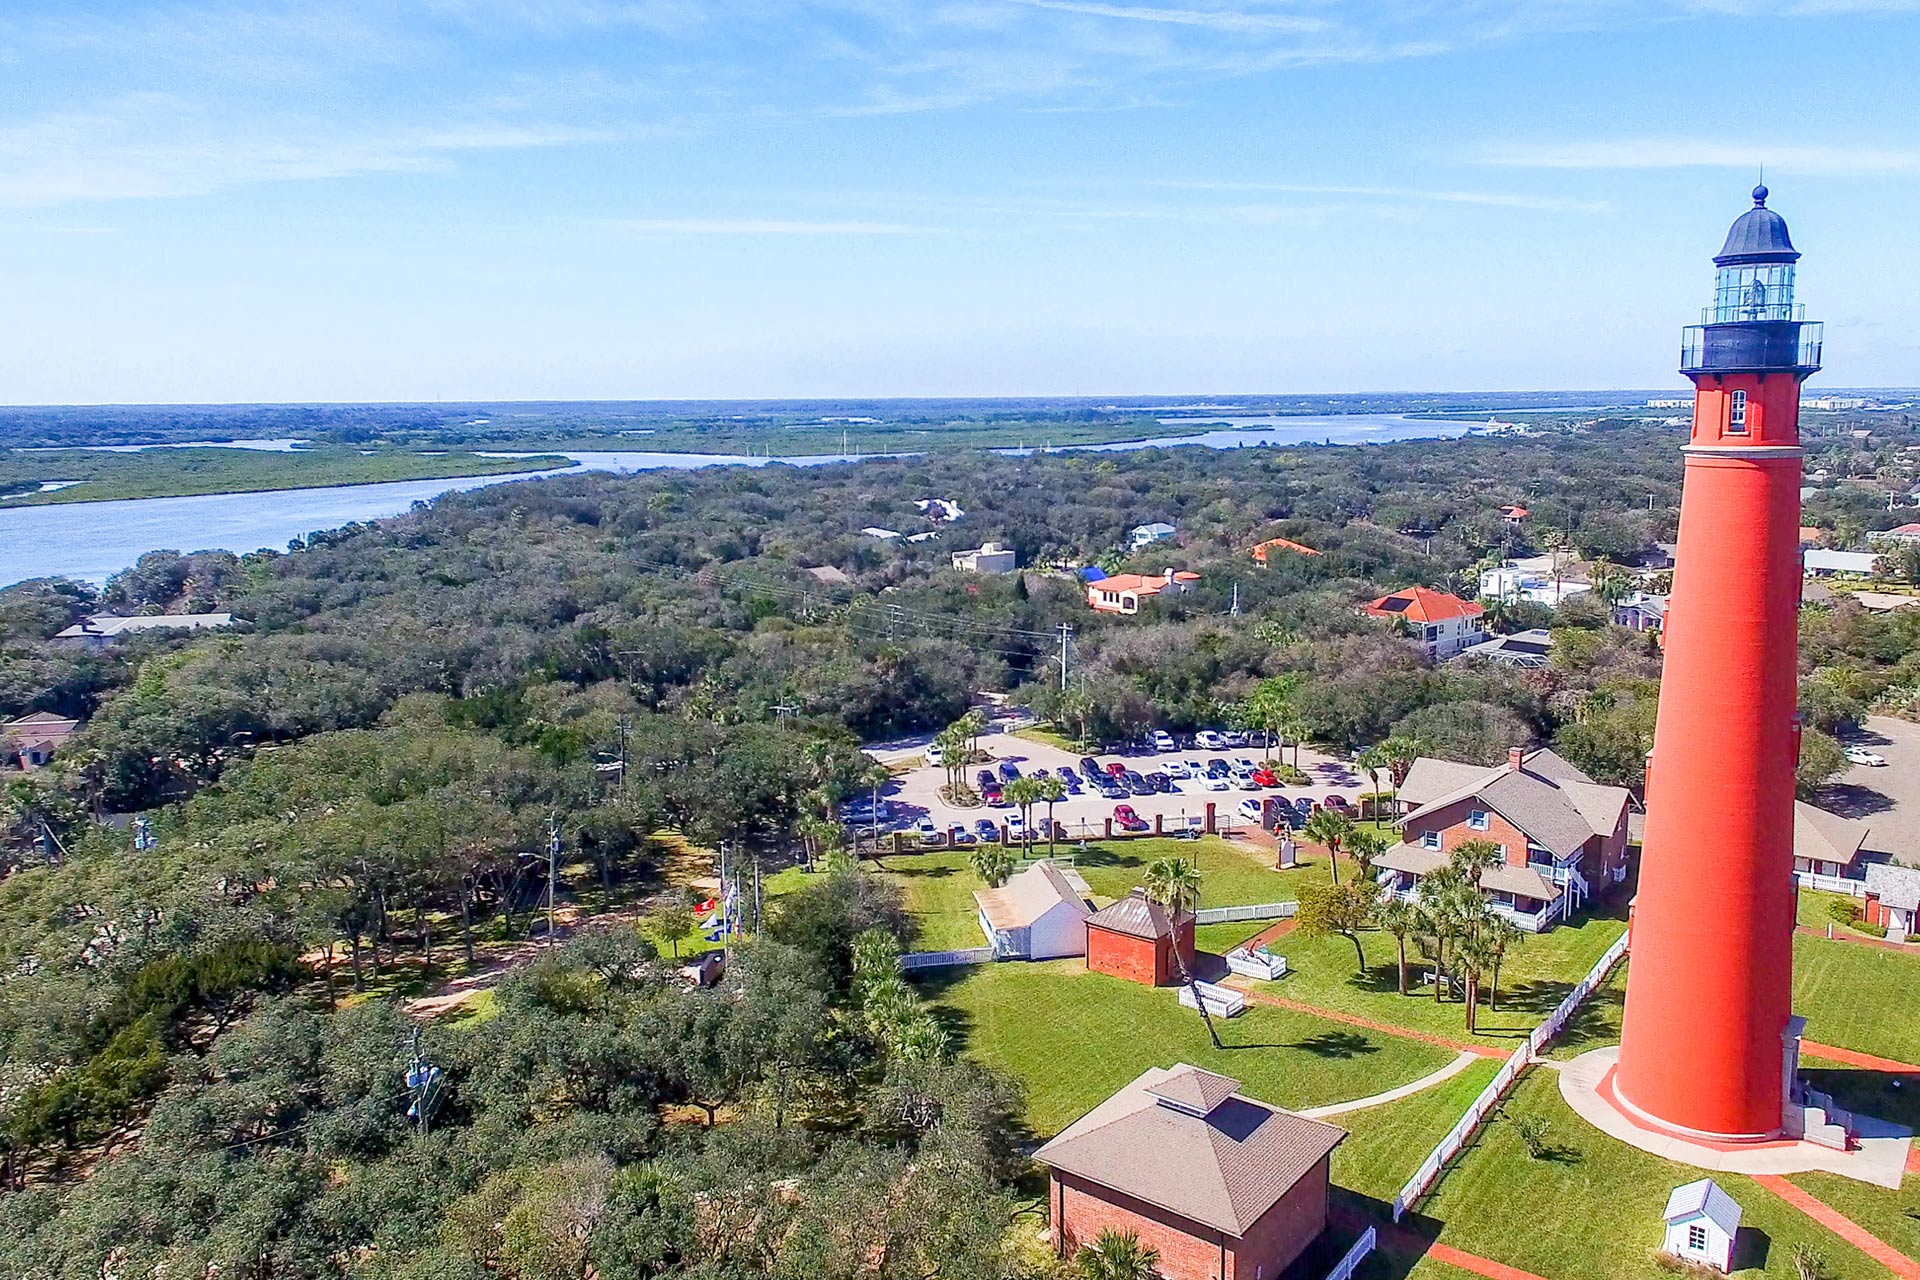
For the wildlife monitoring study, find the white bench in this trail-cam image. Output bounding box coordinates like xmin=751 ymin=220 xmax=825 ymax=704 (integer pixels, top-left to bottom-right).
xmin=1225 ymin=946 xmax=1287 ymax=980
xmin=1178 ymin=980 xmax=1248 ymax=1017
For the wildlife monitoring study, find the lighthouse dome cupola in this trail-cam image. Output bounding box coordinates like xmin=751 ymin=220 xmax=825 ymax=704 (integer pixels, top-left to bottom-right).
xmin=1681 ymin=185 xmax=1821 ymax=376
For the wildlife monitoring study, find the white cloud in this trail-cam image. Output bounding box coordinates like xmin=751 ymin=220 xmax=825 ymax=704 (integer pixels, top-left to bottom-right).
xmin=1476 ymin=139 xmax=1920 ymax=176
xmin=1155 ymin=180 xmax=1612 ymax=212
xmin=601 ymin=217 xmax=939 ymax=234
xmin=1004 ymin=1 xmax=1332 ymax=34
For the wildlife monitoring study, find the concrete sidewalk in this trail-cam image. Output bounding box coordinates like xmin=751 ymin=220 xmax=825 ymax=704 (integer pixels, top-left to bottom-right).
xmin=1558 ymin=1047 xmax=1912 ymax=1189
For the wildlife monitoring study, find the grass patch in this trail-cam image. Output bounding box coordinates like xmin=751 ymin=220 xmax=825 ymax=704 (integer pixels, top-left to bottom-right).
xmin=1786 ymin=1067 xmax=1920 ymax=1262
xmin=1418 ymin=1071 xmax=1892 ymax=1280
xmin=1793 ymin=933 xmax=1920 ymax=1065
xmin=1333 ymin=1057 xmax=1499 ymax=1202
xmin=918 ymin=959 xmax=1454 ymax=1139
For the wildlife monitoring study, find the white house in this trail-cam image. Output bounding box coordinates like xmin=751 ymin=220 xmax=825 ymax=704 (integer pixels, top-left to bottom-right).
xmin=1457 ymin=628 xmax=1555 ymax=668
xmin=1803 ymin=549 xmax=1882 ymax=577
xmin=1661 ymin=1179 xmax=1741 ymax=1273
xmin=1127 ymin=522 xmax=1176 ymax=549
xmin=915 ymin=498 xmax=966 ymax=523
xmin=974 ymin=860 xmax=1092 ymax=959
xmin=1361 ymin=587 xmax=1486 ymax=660
xmin=1614 ymin=591 xmax=1668 ymax=633
xmin=52 ymin=612 xmax=235 ymax=650
xmin=861 ymin=527 xmax=902 ymax=541
xmin=1477 ymin=556 xmax=1591 ymax=607
xmin=951 ymin=542 xmax=1017 ymax=574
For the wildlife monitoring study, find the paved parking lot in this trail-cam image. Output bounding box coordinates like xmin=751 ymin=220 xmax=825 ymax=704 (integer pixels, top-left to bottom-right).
xmin=1824 ymin=715 xmax=1920 ymax=867
xmin=865 ymin=726 xmax=1371 ymax=840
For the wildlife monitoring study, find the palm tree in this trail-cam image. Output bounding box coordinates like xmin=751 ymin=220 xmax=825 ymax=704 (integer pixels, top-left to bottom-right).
xmin=970 ymin=844 xmax=1015 ymax=888
xmin=1455 ymin=924 xmax=1501 ymax=1033
xmin=862 ymin=762 xmax=891 ymax=827
xmin=1345 ymin=824 xmax=1388 ymax=880
xmin=1588 ymin=558 xmax=1630 ymax=609
xmin=1143 ymin=855 xmax=1216 ymax=1050
xmin=1448 ymin=837 xmax=1505 ymax=889
xmin=1380 ymin=735 xmax=1425 ymax=792
xmin=1241 ymin=673 xmax=1302 ymax=756
xmin=1035 ymin=774 xmax=1067 ymax=855
xmin=1074 ymin=1229 xmax=1162 ymax=1280
xmin=1355 ymin=744 xmax=1389 ymax=819
xmin=1302 ymin=808 xmax=1355 ymax=885
xmin=1000 ymin=777 xmax=1042 ymax=849
xmin=1486 ymin=915 xmax=1523 ymax=1012
xmin=1279 ymin=710 xmax=1312 ymax=768
xmin=1375 ymin=896 xmax=1417 ymax=995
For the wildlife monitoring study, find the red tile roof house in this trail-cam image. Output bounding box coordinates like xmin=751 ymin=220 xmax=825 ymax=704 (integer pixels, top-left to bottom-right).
xmin=1087 ymin=570 xmax=1201 ymax=615
xmin=1085 ymin=888 xmax=1195 ymax=986
xmin=1359 ymin=587 xmax=1486 ymax=660
xmin=1373 ymin=747 xmax=1630 ymax=932
xmin=1248 ymin=537 xmax=1320 ymax=564
xmin=1037 ymin=1064 xmax=1346 ymax=1280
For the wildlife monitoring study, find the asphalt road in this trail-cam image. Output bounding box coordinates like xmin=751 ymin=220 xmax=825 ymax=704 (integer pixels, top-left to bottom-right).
xmin=865 ymin=726 xmax=1370 ymax=841
xmin=1823 ymin=715 xmax=1920 ymax=867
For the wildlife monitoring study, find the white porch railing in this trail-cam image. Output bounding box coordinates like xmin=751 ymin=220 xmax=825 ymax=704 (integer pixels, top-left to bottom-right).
xmin=1795 ymin=870 xmax=1868 ymax=897
xmin=1391 ymin=929 xmax=1629 ymax=1221
xmin=1324 ymin=1226 xmax=1376 ymax=1280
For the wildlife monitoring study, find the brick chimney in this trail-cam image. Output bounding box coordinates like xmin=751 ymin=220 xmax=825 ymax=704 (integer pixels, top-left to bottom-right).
xmin=1508 ymin=746 xmax=1526 ymax=772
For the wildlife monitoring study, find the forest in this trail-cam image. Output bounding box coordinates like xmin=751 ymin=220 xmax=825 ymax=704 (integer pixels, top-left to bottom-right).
xmin=0 ymin=420 xmax=1916 ymax=1278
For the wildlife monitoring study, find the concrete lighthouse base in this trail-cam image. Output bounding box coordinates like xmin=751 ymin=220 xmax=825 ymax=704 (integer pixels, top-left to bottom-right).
xmin=1557 ymin=1047 xmax=1912 ymax=1189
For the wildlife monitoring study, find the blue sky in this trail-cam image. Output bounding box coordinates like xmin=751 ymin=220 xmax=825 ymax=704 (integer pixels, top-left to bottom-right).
xmin=0 ymin=1 xmax=1916 ymax=403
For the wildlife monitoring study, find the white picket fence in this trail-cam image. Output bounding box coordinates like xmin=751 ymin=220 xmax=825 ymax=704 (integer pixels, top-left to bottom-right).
xmin=1795 ymin=870 xmax=1869 ymax=898
xmin=1391 ymin=929 xmax=1630 ymax=1221
xmin=1195 ymin=900 xmax=1298 ymax=925
xmin=1324 ymin=1226 xmax=1376 ymax=1280
xmin=901 ymin=946 xmax=996 ymax=971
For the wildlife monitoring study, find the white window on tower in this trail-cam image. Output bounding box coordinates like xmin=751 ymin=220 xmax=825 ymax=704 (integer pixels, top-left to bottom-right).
xmin=1729 ymin=389 xmax=1749 ymax=433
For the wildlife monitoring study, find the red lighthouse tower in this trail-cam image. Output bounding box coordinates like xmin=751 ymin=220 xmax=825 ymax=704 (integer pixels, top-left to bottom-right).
xmin=1614 ymin=187 xmax=1823 ymax=1141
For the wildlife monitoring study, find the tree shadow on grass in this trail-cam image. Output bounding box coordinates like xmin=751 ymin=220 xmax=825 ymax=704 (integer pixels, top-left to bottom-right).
xmin=1282 ymin=1030 xmax=1381 ymax=1059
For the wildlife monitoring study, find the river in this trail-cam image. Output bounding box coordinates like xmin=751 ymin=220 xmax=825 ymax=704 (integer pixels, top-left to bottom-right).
xmin=0 ymin=414 xmax=1476 ymax=586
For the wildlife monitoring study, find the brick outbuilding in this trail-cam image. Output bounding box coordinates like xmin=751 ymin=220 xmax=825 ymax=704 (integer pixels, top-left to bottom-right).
xmin=1085 ymin=888 xmax=1195 ymax=986
xmin=1037 ymin=1064 xmax=1345 ymax=1280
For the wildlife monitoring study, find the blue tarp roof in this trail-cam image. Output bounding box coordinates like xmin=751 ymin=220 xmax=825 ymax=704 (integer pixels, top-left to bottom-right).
xmin=1080 ymin=566 xmax=1107 ymax=582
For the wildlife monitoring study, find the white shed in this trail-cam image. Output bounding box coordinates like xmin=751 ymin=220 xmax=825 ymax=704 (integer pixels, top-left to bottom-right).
xmin=973 ymin=860 xmax=1091 ymax=959
xmin=1662 ymin=1179 xmax=1741 ymax=1273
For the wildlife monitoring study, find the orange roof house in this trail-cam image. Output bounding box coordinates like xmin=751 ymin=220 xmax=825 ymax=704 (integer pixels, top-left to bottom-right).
xmin=1086 ymin=570 xmax=1200 ymax=615
xmin=1249 ymin=537 xmax=1320 ymax=564
xmin=1361 ymin=587 xmax=1487 ymax=660
xmin=1501 ymin=505 xmax=1530 ymax=522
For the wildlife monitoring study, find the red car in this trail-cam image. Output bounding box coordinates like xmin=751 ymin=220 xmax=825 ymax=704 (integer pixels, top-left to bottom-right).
xmin=1112 ymin=804 xmax=1148 ymax=832
xmin=1105 ymin=761 xmax=1129 ymax=779
xmin=1251 ymin=768 xmax=1279 ymax=788
xmin=1323 ymin=794 xmax=1351 ymax=811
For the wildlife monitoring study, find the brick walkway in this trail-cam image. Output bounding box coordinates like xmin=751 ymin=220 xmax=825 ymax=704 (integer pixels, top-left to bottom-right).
xmin=1800 ymin=1040 xmax=1920 ymax=1074
xmin=1754 ymin=1175 xmax=1920 ymax=1279
xmin=1795 ymin=924 xmax=1916 ymax=955
xmin=1230 ymin=984 xmax=1511 ymax=1059
xmin=1243 ymin=918 xmax=1297 ymax=950
xmin=1333 ymin=1208 xmax=1553 ymax=1280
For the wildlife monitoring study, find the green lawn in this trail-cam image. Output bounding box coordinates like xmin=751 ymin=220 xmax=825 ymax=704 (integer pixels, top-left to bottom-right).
xmin=1793 ymin=934 xmax=1920 ymax=1065
xmin=1788 ymin=1066 xmax=1920 ymax=1262
xmin=876 ymin=837 xmax=1317 ymax=953
xmin=1332 ymin=1057 xmax=1499 ymax=1203
xmin=1417 ymin=1072 xmax=1892 ymax=1280
xmin=918 ymin=959 xmax=1456 ymax=1139
xmin=1196 ymin=905 xmax=1629 ymax=1052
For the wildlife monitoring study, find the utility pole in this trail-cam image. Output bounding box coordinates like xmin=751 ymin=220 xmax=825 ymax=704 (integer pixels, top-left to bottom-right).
xmin=1230 ymin=583 xmax=1240 ymax=618
xmin=545 ymin=813 xmax=560 ymax=947
xmin=616 ymin=717 xmax=630 ymax=793
xmin=1057 ymin=623 xmax=1073 ymax=692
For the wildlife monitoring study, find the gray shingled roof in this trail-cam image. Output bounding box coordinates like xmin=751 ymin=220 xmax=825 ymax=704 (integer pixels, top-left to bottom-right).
xmin=1146 ymin=1065 xmax=1242 ymax=1115
xmin=1035 ymin=1065 xmax=1346 ymax=1236
xmin=1399 ymin=750 xmax=1627 ymax=860
xmin=1086 ymin=888 xmax=1190 ymax=940
xmin=1794 ymin=803 xmax=1872 ymax=868
xmin=973 ymin=860 xmax=1090 ymax=932
xmin=1373 ymin=843 xmax=1562 ymax=903
xmin=1865 ymin=861 xmax=1920 ymax=912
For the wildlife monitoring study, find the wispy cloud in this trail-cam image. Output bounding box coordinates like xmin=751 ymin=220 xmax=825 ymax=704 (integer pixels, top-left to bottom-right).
xmin=1005 ymin=1 xmax=1333 ymax=34
xmin=1476 ymin=139 xmax=1920 ymax=176
xmin=1155 ymin=179 xmax=1612 ymax=212
xmin=601 ymin=217 xmax=940 ymax=235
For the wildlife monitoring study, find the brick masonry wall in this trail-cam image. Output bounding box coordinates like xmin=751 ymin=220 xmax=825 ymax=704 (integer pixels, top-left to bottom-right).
xmin=1087 ymin=926 xmax=1159 ymax=985
xmin=1054 ymin=1172 xmax=1229 ymax=1280
xmin=1227 ymin=1157 xmax=1330 ymax=1280
xmin=1404 ymin=796 xmax=1531 ymax=869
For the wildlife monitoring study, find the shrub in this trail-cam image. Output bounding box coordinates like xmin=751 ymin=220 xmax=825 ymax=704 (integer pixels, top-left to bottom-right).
xmin=1856 ymin=921 xmax=1889 ymax=938
xmin=1824 ymin=898 xmax=1857 ymax=926
xmin=1792 ymin=1242 xmax=1830 ymax=1280
xmin=1511 ymin=1111 xmax=1553 ymax=1159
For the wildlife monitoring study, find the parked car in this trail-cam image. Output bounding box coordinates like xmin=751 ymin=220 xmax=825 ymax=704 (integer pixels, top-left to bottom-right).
xmin=1165 ymin=760 xmax=1191 ymax=779
xmin=1238 ymin=799 xmax=1264 ymax=823
xmin=1124 ymin=771 xmax=1153 ymax=796
xmin=1112 ymin=804 xmax=1149 ymax=832
xmin=1106 ymin=761 xmax=1129 ymax=779
xmin=1205 ymin=758 xmax=1230 ymax=777
xmin=1080 ymin=757 xmax=1104 ymax=780
xmin=1324 ymin=794 xmax=1351 ymax=811
xmin=1182 ymin=759 xmax=1205 ymax=779
xmin=915 ymin=817 xmax=941 ymax=844
xmin=974 ymin=819 xmax=1000 ymax=842
xmin=1100 ymin=781 xmax=1128 ymax=800
xmin=1146 ymin=771 xmax=1173 ymax=793
xmin=1195 ymin=730 xmax=1226 ymax=751
xmin=1007 ymin=814 xmax=1026 ymax=840
xmin=984 ymin=785 xmax=1007 ymax=807
xmin=1205 ymin=774 xmax=1230 ymax=792
xmin=1845 ymin=746 xmax=1888 ymax=767
xmin=998 ymin=760 xmax=1021 ymax=782
xmin=1152 ymin=730 xmax=1177 ymax=753
xmin=976 ymin=769 xmax=997 ymax=790
xmin=1292 ymin=797 xmax=1315 ymax=818
xmin=1270 ymin=806 xmax=1298 ymax=830
xmin=1232 ymin=756 xmax=1258 ymax=774
xmin=949 ymin=826 xmax=975 ymax=845
xmin=1061 ymin=772 xmax=1083 ymax=793
xmin=1251 ymin=768 xmax=1278 ymax=788
xmin=1223 ymin=730 xmax=1248 ymax=746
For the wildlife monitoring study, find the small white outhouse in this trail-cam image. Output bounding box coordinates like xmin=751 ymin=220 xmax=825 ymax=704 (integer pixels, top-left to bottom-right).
xmin=1662 ymin=1179 xmax=1741 ymax=1273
